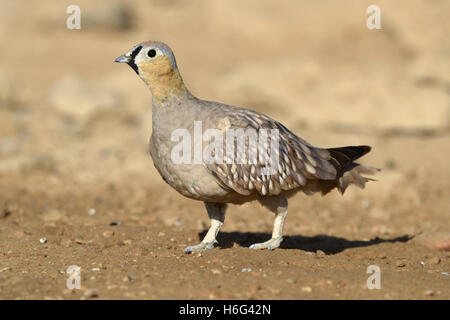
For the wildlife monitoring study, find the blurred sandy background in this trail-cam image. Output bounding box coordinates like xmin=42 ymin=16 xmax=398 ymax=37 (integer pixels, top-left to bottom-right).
xmin=0 ymin=0 xmax=449 ymax=299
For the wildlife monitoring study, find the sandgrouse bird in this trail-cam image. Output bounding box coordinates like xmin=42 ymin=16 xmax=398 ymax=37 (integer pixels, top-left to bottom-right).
xmin=115 ymin=41 xmax=378 ymax=253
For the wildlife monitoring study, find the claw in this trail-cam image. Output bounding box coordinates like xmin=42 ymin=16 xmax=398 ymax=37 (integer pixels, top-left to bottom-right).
xmin=249 ymin=237 xmax=283 ymax=250
xmin=184 ymin=240 xmax=218 ymax=254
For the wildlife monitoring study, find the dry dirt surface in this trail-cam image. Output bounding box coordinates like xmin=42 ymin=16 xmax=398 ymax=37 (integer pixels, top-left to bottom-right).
xmin=0 ymin=0 xmax=449 ymax=299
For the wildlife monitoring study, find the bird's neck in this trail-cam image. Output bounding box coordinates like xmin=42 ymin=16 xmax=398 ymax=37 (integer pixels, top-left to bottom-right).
xmin=141 ymin=68 xmax=189 ymax=106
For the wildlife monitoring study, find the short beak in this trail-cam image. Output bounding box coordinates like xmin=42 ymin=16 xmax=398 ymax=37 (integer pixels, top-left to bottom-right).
xmin=114 ymin=54 xmax=130 ymax=63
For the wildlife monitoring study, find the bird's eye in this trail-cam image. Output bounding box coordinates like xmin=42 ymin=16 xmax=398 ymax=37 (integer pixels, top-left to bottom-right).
xmin=147 ymin=49 xmax=156 ymax=58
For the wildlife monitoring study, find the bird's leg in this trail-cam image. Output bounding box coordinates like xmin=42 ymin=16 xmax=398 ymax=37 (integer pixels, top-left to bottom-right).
xmin=184 ymin=202 xmax=227 ymax=254
xmin=250 ymin=195 xmax=288 ymax=250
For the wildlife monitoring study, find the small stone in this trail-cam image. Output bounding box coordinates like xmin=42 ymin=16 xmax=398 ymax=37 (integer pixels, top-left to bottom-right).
xmin=426 ymin=257 xmax=441 ymax=265
xmin=424 ymin=289 xmax=435 ymax=297
xmin=91 ymin=268 xmax=100 ymax=272
xmin=301 ymin=286 xmax=312 ymax=293
xmin=82 ymin=288 xmax=99 ymax=299
xmin=40 ymin=237 xmax=47 ymax=244
xmin=316 ymin=250 xmax=325 ymax=256
xmin=211 ymin=269 xmax=222 ymax=275
xmin=110 ymin=221 xmax=121 ymax=226
xmin=0 ymin=267 xmax=11 ymax=273
xmin=102 ymin=230 xmax=114 ymax=237
xmin=395 ymin=260 xmax=406 ymax=268
xmin=241 ymin=268 xmax=252 ymax=273
xmin=75 ymin=238 xmax=88 ymax=245
xmin=88 ymin=208 xmax=96 ymax=215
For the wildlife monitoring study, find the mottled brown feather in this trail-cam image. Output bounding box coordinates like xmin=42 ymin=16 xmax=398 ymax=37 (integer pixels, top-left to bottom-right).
xmin=204 ymin=109 xmax=356 ymax=196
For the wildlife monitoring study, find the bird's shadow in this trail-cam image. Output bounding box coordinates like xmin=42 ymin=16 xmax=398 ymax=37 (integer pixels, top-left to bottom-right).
xmin=198 ymin=230 xmax=412 ymax=255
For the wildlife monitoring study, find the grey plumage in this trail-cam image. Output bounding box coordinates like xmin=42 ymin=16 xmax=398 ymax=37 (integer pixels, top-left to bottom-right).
xmin=115 ymin=41 xmax=379 ymax=253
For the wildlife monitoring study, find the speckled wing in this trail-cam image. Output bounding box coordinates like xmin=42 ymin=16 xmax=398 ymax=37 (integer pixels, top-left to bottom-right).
xmin=203 ymin=108 xmax=337 ymax=196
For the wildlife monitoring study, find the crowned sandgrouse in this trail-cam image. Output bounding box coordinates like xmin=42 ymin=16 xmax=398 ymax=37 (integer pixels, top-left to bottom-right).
xmin=115 ymin=41 xmax=379 ymax=253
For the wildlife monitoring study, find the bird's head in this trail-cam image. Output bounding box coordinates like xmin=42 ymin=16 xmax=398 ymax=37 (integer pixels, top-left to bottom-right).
xmin=115 ymin=41 xmax=188 ymax=103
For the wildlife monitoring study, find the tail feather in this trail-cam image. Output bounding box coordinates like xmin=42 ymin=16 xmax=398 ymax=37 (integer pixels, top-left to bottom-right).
xmin=326 ymin=145 xmax=379 ymax=194
xmin=337 ymin=163 xmax=379 ymax=194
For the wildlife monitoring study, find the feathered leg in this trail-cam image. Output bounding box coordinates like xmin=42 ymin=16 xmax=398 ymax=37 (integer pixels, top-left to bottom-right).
xmin=250 ymin=195 xmax=288 ymax=250
xmin=184 ymin=202 xmax=227 ymax=253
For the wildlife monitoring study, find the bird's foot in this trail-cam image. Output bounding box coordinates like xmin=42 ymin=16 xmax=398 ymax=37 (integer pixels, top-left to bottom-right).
xmin=249 ymin=237 xmax=283 ymax=250
xmin=184 ymin=240 xmax=218 ymax=254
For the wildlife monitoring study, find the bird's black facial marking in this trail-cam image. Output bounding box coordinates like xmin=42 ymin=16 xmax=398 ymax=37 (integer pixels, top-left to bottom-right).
xmin=128 ymin=45 xmax=142 ymax=74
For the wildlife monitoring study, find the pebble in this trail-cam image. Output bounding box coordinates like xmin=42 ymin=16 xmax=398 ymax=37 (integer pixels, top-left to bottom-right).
xmin=40 ymin=237 xmax=47 ymax=244
xmin=426 ymin=257 xmax=441 ymax=265
xmin=395 ymin=260 xmax=406 ymax=268
xmin=88 ymin=208 xmax=96 ymax=215
xmin=441 ymin=272 xmax=449 ymax=276
xmin=82 ymin=288 xmax=99 ymax=299
xmin=424 ymin=289 xmax=435 ymax=297
xmin=110 ymin=222 xmax=121 ymax=226
xmin=211 ymin=269 xmax=222 ymax=275
xmin=316 ymin=250 xmax=325 ymax=256
xmin=301 ymin=286 xmax=312 ymax=293
xmin=103 ymin=230 xmax=114 ymax=237
xmin=241 ymin=268 xmax=252 ymax=273
xmin=75 ymin=238 xmax=88 ymax=245
xmin=0 ymin=267 xmax=11 ymax=273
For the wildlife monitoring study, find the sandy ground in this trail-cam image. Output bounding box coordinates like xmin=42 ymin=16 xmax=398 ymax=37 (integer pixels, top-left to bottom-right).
xmin=0 ymin=0 xmax=449 ymax=299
